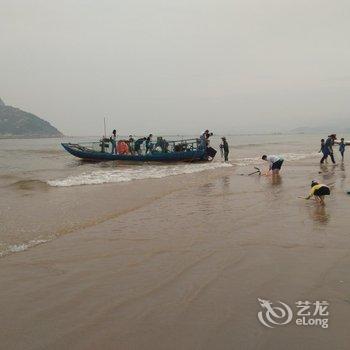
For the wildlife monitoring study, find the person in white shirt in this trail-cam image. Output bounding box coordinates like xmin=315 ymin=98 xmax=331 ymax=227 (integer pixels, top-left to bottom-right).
xmin=262 ymin=154 xmax=284 ymax=175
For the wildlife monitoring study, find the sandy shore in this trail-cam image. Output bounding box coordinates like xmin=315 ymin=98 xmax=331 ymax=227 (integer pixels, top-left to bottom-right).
xmin=1 ymin=160 xmax=350 ymax=349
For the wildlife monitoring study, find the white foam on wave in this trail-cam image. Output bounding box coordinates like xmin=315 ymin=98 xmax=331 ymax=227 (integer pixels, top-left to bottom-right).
xmin=0 ymin=239 xmax=48 ymax=257
xmin=48 ymin=162 xmax=233 ymax=187
xmin=233 ymin=152 xmax=319 ymax=166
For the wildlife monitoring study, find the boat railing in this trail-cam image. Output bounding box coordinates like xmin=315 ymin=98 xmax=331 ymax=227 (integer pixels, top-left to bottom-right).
xmin=70 ymin=137 xmax=202 ymax=154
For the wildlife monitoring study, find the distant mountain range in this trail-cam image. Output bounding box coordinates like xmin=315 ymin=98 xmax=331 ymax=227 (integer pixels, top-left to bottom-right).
xmin=0 ymin=97 xmax=62 ymax=138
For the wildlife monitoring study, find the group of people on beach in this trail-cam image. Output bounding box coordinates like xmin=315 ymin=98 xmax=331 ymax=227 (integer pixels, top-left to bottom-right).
xmin=319 ymin=134 xmax=346 ymax=164
xmin=259 ymin=134 xmax=348 ymax=205
xmin=109 ymin=129 xmax=343 ymax=206
xmin=256 ymin=152 xmax=331 ymax=205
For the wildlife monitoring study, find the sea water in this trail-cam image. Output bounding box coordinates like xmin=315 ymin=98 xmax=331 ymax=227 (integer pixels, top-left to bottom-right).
xmin=0 ymin=133 xmax=344 ymax=256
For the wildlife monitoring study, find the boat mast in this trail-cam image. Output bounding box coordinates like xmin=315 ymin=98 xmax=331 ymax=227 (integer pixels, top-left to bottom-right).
xmin=103 ymin=117 xmax=107 ymax=138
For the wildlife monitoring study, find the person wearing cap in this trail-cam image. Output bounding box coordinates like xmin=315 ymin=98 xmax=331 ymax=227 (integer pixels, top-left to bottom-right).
xmin=299 ymin=180 xmax=330 ymax=205
xmin=322 ymin=134 xmax=337 ymax=164
xmin=220 ymin=137 xmax=229 ymax=162
xmin=261 ymin=155 xmax=284 ymax=175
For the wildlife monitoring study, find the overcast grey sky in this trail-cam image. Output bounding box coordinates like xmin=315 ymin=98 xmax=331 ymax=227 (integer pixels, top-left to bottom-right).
xmin=1 ymin=0 xmax=349 ymax=135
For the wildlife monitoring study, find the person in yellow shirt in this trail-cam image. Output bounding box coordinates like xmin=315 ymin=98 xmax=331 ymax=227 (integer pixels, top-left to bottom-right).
xmin=300 ymin=180 xmax=330 ymax=205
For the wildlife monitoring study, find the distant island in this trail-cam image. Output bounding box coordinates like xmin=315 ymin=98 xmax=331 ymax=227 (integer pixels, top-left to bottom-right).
xmin=0 ymin=97 xmax=63 ymax=138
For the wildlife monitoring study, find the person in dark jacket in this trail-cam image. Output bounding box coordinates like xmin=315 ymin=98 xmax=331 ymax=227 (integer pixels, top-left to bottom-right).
xmin=339 ymin=138 xmax=346 ymax=161
xmin=321 ymin=134 xmax=337 ymax=164
xmin=146 ymin=134 xmax=153 ymax=154
xmin=319 ymin=139 xmax=328 ymax=163
xmin=220 ymin=137 xmax=229 ymax=162
xmin=134 ymin=137 xmax=146 ymax=155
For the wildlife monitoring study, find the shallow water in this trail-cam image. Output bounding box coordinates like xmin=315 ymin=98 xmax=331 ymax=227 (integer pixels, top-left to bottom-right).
xmin=0 ymin=133 xmax=330 ymax=184
xmin=0 ymin=133 xmax=348 ymax=257
xmin=1 ymin=149 xmax=350 ymax=349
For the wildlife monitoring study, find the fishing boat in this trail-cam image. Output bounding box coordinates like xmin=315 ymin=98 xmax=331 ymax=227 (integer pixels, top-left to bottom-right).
xmin=61 ymin=137 xmax=216 ymax=162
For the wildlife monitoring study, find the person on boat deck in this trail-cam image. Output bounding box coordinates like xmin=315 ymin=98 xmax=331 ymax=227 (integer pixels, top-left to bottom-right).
xmin=134 ymin=137 xmax=146 ymax=155
xmin=146 ymin=134 xmax=153 ymax=154
xmin=262 ymin=155 xmax=284 ymax=175
xmin=155 ymin=137 xmax=169 ymax=153
xmin=300 ymin=180 xmax=330 ymax=205
xmin=128 ymin=135 xmax=135 ymax=155
xmin=200 ymin=130 xmax=212 ymax=149
xmin=110 ymin=130 xmax=117 ymax=154
xmin=220 ymin=137 xmax=229 ymax=162
xmin=117 ymin=140 xmax=129 ymax=154
xmin=321 ymin=134 xmax=337 ymax=164
xmin=339 ymin=138 xmax=346 ymax=161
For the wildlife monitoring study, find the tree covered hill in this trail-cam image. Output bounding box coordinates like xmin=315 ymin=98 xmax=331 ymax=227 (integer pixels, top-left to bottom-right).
xmin=0 ymin=97 xmax=62 ymax=138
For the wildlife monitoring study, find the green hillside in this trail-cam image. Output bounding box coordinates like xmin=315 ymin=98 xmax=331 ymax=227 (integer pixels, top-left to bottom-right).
xmin=0 ymin=98 xmax=62 ymax=138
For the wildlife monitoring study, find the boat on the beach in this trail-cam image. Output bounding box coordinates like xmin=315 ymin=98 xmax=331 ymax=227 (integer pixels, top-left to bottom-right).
xmin=61 ymin=138 xmax=216 ymax=162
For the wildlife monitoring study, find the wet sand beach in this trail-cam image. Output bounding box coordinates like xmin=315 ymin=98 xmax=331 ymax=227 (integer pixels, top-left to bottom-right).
xmin=1 ymin=156 xmax=350 ymax=350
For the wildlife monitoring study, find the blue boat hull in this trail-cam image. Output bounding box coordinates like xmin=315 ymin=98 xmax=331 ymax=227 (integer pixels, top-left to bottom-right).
xmin=61 ymin=143 xmax=209 ymax=162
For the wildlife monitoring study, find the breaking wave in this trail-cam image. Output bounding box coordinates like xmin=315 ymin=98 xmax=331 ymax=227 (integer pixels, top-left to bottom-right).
xmin=0 ymin=240 xmax=48 ymax=258
xmin=48 ymin=162 xmax=233 ymax=187
xmin=233 ymin=152 xmax=319 ymax=166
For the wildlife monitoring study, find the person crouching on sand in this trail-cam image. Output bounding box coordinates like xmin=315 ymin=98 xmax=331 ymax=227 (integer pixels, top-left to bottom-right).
xmin=299 ymin=180 xmax=330 ymax=205
xmin=262 ymin=155 xmax=284 ymax=176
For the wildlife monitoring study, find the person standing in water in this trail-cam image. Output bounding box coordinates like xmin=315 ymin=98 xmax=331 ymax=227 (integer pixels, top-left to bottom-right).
xmin=319 ymin=139 xmax=328 ymax=163
xmin=262 ymin=155 xmax=284 ymax=175
xmin=220 ymin=137 xmax=229 ymax=162
xmin=299 ymin=180 xmax=330 ymax=205
xmin=322 ymin=134 xmax=337 ymax=164
xmin=110 ymin=129 xmax=117 ymax=154
xmin=339 ymin=138 xmax=346 ymax=161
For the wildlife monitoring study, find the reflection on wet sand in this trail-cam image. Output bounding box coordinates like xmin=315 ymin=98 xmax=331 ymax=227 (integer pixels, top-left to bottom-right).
xmin=264 ymin=174 xmax=283 ymax=201
xmin=308 ymin=204 xmax=330 ymax=224
xmin=339 ymin=163 xmax=346 ymax=189
xmin=220 ymin=175 xmax=231 ymax=192
xmin=271 ymin=174 xmax=282 ymax=186
xmin=319 ymin=164 xmax=337 ymax=182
